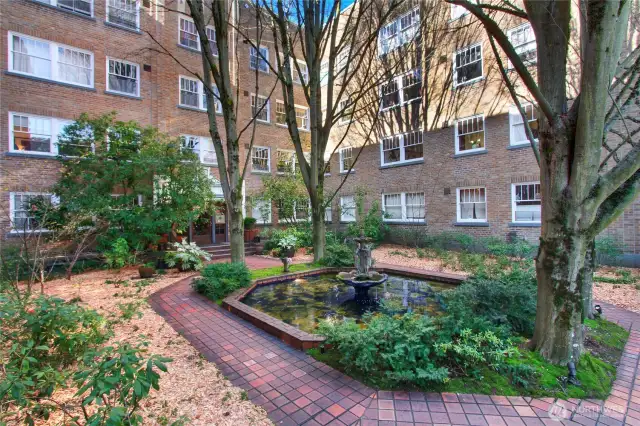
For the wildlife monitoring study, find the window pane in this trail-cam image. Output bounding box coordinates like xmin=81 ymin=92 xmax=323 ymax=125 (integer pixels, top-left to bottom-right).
xmin=206 ymin=27 xmax=218 ymax=56
xmin=514 ymin=183 xmax=541 ymax=222
xmin=457 ymin=116 xmax=484 ymax=151
xmin=58 ymin=0 xmax=92 ymax=15
xmin=179 ymin=18 xmax=199 ymax=49
xmin=455 ymin=45 xmax=482 ymax=86
xmin=57 ymin=47 xmax=92 ymax=86
xmin=12 ymin=35 xmax=51 ymax=79
xmin=252 ymin=95 xmax=269 ymax=121
xmin=459 ymin=188 xmax=486 ymax=221
xmin=108 ymin=59 xmax=138 ymax=94
xmin=13 ymin=115 xmax=52 ymax=153
xmin=252 ymin=147 xmax=269 ymax=171
xmin=382 ymin=136 xmax=401 ymax=164
xmin=107 ymin=0 xmax=137 ymax=29
xmin=384 ymin=194 xmax=402 ymax=219
xmin=180 ymin=78 xmax=199 ymax=107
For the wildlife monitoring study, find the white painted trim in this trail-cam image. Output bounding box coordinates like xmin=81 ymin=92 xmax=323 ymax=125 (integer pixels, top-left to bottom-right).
xmin=106 ymin=56 xmax=141 ymax=97
xmin=456 ymin=186 xmax=488 ymax=223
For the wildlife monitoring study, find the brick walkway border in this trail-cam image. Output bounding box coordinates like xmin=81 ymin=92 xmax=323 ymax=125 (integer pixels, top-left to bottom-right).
xmin=149 ymin=259 xmax=640 ymax=426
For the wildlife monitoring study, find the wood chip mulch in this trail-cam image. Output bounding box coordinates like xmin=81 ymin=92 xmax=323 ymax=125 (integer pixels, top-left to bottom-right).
xmin=39 ymin=267 xmax=272 ymax=426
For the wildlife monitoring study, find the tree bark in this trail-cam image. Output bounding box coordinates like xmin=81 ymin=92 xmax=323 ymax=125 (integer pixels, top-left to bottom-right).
xmin=531 ymin=230 xmax=588 ymax=364
xmin=312 ymin=203 xmax=326 ymax=262
xmin=229 ymin=201 xmax=245 ymax=263
xmin=582 ymin=240 xmax=596 ymax=320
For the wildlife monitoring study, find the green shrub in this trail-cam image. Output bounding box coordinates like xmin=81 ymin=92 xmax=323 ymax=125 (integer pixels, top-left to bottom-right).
xmin=441 ymin=266 xmax=537 ymax=337
xmin=595 ymin=236 xmax=624 ymax=265
xmin=347 ymin=200 xmax=389 ymax=243
xmin=244 ymin=216 xmax=257 ymax=229
xmin=192 ymin=262 xmax=251 ymax=300
xmin=103 ymin=237 xmax=135 ymax=269
xmin=164 ymin=241 xmax=211 ymax=271
xmin=318 ymin=313 xmax=515 ymax=388
xmin=320 ymin=244 xmax=354 ymax=267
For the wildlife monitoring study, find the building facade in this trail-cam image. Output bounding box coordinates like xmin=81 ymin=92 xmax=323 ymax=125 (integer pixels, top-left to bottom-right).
xmin=1 ymin=0 xmax=639 ymax=262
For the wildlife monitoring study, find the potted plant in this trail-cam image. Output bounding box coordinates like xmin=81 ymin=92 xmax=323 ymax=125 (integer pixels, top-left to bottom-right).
xmin=277 ymin=234 xmax=297 ymax=258
xmin=165 ymin=241 xmax=212 ymax=272
xmin=244 ymin=217 xmax=259 ymax=242
xmin=138 ymin=262 xmax=156 ymax=279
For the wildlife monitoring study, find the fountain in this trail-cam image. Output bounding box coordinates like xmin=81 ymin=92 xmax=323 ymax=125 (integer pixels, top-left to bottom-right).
xmin=336 ymin=234 xmax=388 ymax=299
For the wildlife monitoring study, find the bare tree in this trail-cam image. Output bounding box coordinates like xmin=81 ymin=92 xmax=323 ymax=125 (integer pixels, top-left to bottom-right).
xmin=448 ymin=0 xmax=640 ymax=364
xmin=242 ymin=0 xmax=407 ymax=261
xmin=147 ymin=0 xmax=278 ymax=262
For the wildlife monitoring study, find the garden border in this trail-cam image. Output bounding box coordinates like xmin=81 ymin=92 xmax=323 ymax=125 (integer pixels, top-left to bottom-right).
xmin=222 ymin=265 xmax=466 ymax=350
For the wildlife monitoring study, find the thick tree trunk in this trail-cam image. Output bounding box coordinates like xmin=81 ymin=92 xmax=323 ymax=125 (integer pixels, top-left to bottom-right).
xmin=532 ymin=232 xmax=588 ymax=364
xmin=229 ymin=202 xmax=245 ymax=263
xmin=312 ymin=205 xmax=325 ymax=262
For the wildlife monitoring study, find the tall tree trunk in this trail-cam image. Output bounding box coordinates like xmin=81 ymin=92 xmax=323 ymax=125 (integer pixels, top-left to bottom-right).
xmin=312 ymin=204 xmax=325 ymax=262
xmin=532 ymin=230 xmax=588 ymax=364
xmin=582 ymin=239 xmax=596 ymax=319
xmin=229 ymin=200 xmax=245 ymax=263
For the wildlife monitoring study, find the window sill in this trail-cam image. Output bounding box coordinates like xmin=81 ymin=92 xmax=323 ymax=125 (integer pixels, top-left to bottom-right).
xmin=339 ymin=170 xmax=355 ymax=175
xmin=177 ymin=104 xmax=206 ymax=113
xmin=340 ymin=221 xmax=356 ymax=224
xmin=249 ymin=67 xmax=270 ymax=75
xmin=453 ymin=148 xmax=488 ymax=158
xmin=453 ymin=76 xmax=485 ymax=90
xmin=6 ymin=151 xmax=57 ymax=159
xmin=105 ymin=90 xmax=142 ymax=100
xmin=385 ymin=221 xmax=427 ymax=226
xmin=177 ymin=43 xmax=202 ymax=54
xmin=453 ymin=221 xmax=489 ymax=227
xmin=26 ymin=0 xmax=96 ymax=20
xmin=254 ymin=120 xmax=272 ymax=126
xmin=380 ymin=159 xmax=423 ymax=169
xmin=251 ymin=170 xmax=271 ymax=175
xmin=5 ymin=71 xmax=97 ymax=92
xmin=202 ymin=162 xmax=218 ymax=168
xmin=508 ymin=222 xmax=541 ymax=228
xmin=7 ymin=230 xmax=54 ymax=238
xmin=104 ymin=21 xmax=141 ymax=34
xmin=507 ymin=143 xmax=538 ymax=151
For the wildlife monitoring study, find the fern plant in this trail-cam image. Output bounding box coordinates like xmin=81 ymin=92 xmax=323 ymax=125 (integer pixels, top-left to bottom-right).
xmin=164 ymin=241 xmax=211 ymax=271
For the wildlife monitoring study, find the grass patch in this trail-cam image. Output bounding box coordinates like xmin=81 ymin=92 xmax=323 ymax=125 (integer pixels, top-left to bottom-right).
xmin=594 ymin=269 xmax=638 ymax=285
xmin=250 ymin=263 xmax=321 ymax=280
xmin=309 ymin=319 xmax=628 ymax=398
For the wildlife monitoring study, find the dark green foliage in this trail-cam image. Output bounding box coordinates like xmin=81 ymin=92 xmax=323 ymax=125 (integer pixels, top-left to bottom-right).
xmin=595 ymin=236 xmax=624 ymax=265
xmin=0 ymin=290 xmax=171 ymax=424
xmin=346 ymin=200 xmax=389 ymax=243
xmin=318 ymin=313 xmax=515 ymax=388
xmin=244 ymin=217 xmax=257 ymax=229
xmin=52 ymin=113 xmax=214 ymax=251
xmin=442 ymin=266 xmax=537 ymax=337
xmin=103 ymin=237 xmax=136 ymax=269
xmin=319 ymin=244 xmax=354 ymax=267
xmin=192 ymin=262 xmax=252 ymax=300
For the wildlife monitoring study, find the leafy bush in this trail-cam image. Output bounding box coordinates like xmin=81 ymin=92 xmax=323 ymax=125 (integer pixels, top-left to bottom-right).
xmin=320 ymin=244 xmax=354 ymax=267
xmin=441 ymin=266 xmax=537 ymax=337
xmin=191 ymin=262 xmax=251 ymax=300
xmin=244 ymin=216 xmax=257 ymax=229
xmin=0 ymin=291 xmax=170 ymax=425
xmin=165 ymin=241 xmax=211 ymax=271
xmin=318 ymin=313 xmax=516 ymax=388
xmin=346 ymin=200 xmax=389 ymax=243
xmin=595 ymin=236 xmax=624 ymax=265
xmin=103 ymin=237 xmax=135 ymax=269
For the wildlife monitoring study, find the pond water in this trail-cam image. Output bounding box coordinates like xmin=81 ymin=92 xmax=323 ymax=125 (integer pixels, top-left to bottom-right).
xmin=242 ymin=273 xmax=455 ymax=333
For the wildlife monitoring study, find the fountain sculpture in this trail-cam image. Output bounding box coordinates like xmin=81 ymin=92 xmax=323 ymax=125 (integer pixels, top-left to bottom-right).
xmin=336 ymin=234 xmax=388 ymax=299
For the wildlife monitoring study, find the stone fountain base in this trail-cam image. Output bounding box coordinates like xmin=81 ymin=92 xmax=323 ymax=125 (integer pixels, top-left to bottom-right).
xmin=337 ymin=270 xmax=388 ymax=299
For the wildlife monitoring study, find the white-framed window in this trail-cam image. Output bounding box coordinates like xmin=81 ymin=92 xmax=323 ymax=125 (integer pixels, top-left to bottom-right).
xmin=250 ymin=45 xmax=269 ymax=73
xmin=512 ymin=182 xmax=541 ymax=223
xmin=382 ymin=192 xmax=425 ymax=222
xmin=276 ymin=149 xmax=295 ymax=174
xmin=9 ymin=113 xmax=74 ymax=156
xmin=9 ymin=192 xmax=58 ymax=233
xmin=338 ymin=98 xmax=353 ymax=125
xmin=455 ymin=114 xmax=485 ymax=154
xmin=205 ymin=169 xmax=225 ymax=199
xmin=320 ymin=61 xmax=329 ymax=86
xmin=178 ymin=76 xmax=221 ymax=112
xmin=340 ymin=195 xmax=356 ymax=222
xmin=251 ymin=146 xmax=270 ymax=173
xmin=285 ymin=57 xmax=308 ymax=84
xmin=294 ymin=200 xmax=311 ymax=222
xmin=325 ymin=205 xmax=332 ymax=223
xmin=107 ymin=58 xmax=139 ymax=96
xmin=378 ymin=7 xmax=419 ymax=56
xmin=380 ymin=68 xmax=423 ymax=111
xmin=9 ymin=32 xmax=94 ymax=88
xmin=507 ymin=23 xmax=536 ymax=67
xmin=457 ymin=187 xmax=487 ymax=222
xmin=453 ymin=43 xmax=483 ymax=87
xmin=275 ymin=101 xmax=286 ymax=126
xmin=178 ymin=17 xmax=218 ymax=56
xmin=295 ymin=105 xmax=309 ymax=130
xmin=339 ymin=146 xmax=354 ymax=173
xmin=509 ymin=103 xmax=539 ymax=146
xmin=180 ymin=135 xmax=217 ymax=165
xmin=380 ymin=129 xmax=423 ymax=166
xmin=252 ymin=199 xmax=272 ymax=224
xmin=106 ymin=0 xmax=139 ymax=30
xmin=35 ymin=0 xmax=93 ymax=16
xmin=251 ymin=94 xmax=270 ymax=123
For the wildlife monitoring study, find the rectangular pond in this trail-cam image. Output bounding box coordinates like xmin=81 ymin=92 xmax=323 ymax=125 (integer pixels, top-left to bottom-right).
xmin=241 ymin=273 xmax=455 ymax=333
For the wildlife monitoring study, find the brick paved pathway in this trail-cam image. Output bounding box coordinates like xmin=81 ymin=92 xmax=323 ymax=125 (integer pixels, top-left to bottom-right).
xmin=149 ymin=263 xmax=640 ymax=426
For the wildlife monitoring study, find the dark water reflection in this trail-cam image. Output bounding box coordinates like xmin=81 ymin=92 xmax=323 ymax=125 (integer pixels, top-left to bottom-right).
xmin=242 ymin=274 xmax=455 ymax=333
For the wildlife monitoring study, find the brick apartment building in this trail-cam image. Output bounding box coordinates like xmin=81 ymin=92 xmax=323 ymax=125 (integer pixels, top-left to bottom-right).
xmin=1 ymin=0 xmax=639 ymax=263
